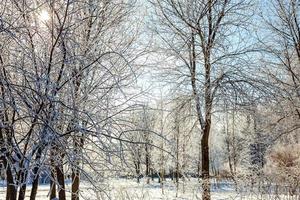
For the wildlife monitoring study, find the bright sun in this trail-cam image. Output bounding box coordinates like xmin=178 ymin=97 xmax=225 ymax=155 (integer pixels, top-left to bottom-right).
xmin=39 ymin=10 xmax=50 ymax=22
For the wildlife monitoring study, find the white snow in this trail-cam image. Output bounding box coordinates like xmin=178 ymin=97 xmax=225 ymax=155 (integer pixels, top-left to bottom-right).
xmin=0 ymin=178 xmax=297 ymax=200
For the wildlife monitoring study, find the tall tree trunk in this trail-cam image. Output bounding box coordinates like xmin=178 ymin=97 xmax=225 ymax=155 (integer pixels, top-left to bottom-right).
xmin=175 ymin=131 xmax=179 ymax=187
xmin=0 ymin=60 xmax=17 ymax=200
xmin=4 ymin=160 xmax=16 ymax=200
xmin=30 ymin=174 xmax=39 ymax=200
xmin=190 ymin=28 xmax=212 ymax=199
xmin=202 ymin=59 xmax=212 ymax=199
xmin=50 ymin=149 xmax=57 ymax=200
xmin=30 ymin=147 xmax=43 ymax=200
xmin=134 ymin=159 xmax=140 ymax=183
xmin=71 ymin=137 xmax=83 ymax=200
xmin=0 ymin=119 xmax=16 ymax=200
xmin=145 ymin=144 xmax=150 ymax=184
xmin=159 ymin=140 xmax=165 ymax=194
xmin=201 ymin=124 xmax=211 ymax=200
xmin=49 ymin=177 xmax=56 ymax=200
xmin=71 ymin=168 xmax=80 ymax=200
xmin=56 ymin=161 xmax=66 ymax=200
xmin=151 ymin=168 xmax=154 ymax=181
xmin=0 ymin=129 xmax=15 ymax=200
xmin=18 ymin=179 xmax=27 ymax=200
xmin=18 ymin=106 xmax=43 ymax=200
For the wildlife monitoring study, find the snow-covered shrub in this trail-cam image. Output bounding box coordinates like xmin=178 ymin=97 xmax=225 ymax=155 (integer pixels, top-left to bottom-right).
xmin=264 ymin=143 xmax=300 ymax=195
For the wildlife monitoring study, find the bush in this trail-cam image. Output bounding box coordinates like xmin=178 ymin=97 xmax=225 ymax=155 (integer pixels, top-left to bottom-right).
xmin=264 ymin=144 xmax=300 ymax=195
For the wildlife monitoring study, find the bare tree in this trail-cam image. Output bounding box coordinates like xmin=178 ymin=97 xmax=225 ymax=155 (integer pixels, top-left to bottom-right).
xmin=260 ymin=0 xmax=300 ymax=139
xmin=0 ymin=0 xmax=139 ymax=200
xmin=150 ymin=0 xmax=253 ymax=199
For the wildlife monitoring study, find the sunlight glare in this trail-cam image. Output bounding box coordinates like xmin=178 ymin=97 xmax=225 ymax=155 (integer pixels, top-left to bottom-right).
xmin=39 ymin=10 xmax=50 ymax=22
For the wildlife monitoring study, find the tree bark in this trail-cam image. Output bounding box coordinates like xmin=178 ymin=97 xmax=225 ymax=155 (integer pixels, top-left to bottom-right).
xmin=30 ymin=147 xmax=43 ymax=200
xmin=4 ymin=161 xmax=16 ymax=200
xmin=30 ymin=174 xmax=39 ymax=200
xmin=71 ymin=168 xmax=80 ymax=200
xmin=0 ymin=61 xmax=17 ymax=200
xmin=56 ymin=162 xmax=66 ymax=200
xmin=50 ymin=149 xmax=57 ymax=200
xmin=145 ymin=144 xmax=150 ymax=184
xmin=71 ymin=137 xmax=83 ymax=200
xmin=134 ymin=159 xmax=140 ymax=183
xmin=201 ymin=123 xmax=211 ymax=200
xmin=18 ymin=182 xmax=27 ymax=200
xmin=50 ymin=177 xmax=56 ymax=200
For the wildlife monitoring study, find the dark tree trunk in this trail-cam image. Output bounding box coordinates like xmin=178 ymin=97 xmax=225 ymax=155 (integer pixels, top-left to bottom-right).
xmin=17 ymin=107 xmax=42 ymax=200
xmin=30 ymin=147 xmax=43 ymax=200
xmin=50 ymin=178 xmax=56 ymax=200
xmin=176 ymin=131 xmax=179 ymax=186
xmin=201 ymin=123 xmax=211 ymax=200
xmin=71 ymin=168 xmax=80 ymax=200
xmin=18 ymin=182 xmax=27 ymax=200
xmin=5 ymin=161 xmax=16 ymax=200
xmin=30 ymin=171 xmax=40 ymax=200
xmin=56 ymin=161 xmax=66 ymax=200
xmin=0 ymin=138 xmax=16 ymax=200
xmin=17 ymin=154 xmax=28 ymax=200
xmin=151 ymin=168 xmax=154 ymax=181
xmin=0 ymin=126 xmax=16 ymax=200
xmin=134 ymin=160 xmax=140 ymax=183
xmin=0 ymin=83 xmax=16 ymax=200
xmin=71 ymin=137 xmax=83 ymax=200
xmin=145 ymin=144 xmax=150 ymax=184
xmin=50 ymin=148 xmax=57 ymax=200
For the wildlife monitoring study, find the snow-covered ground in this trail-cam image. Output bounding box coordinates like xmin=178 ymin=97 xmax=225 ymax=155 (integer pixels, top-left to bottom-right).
xmin=0 ymin=178 xmax=298 ymax=200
